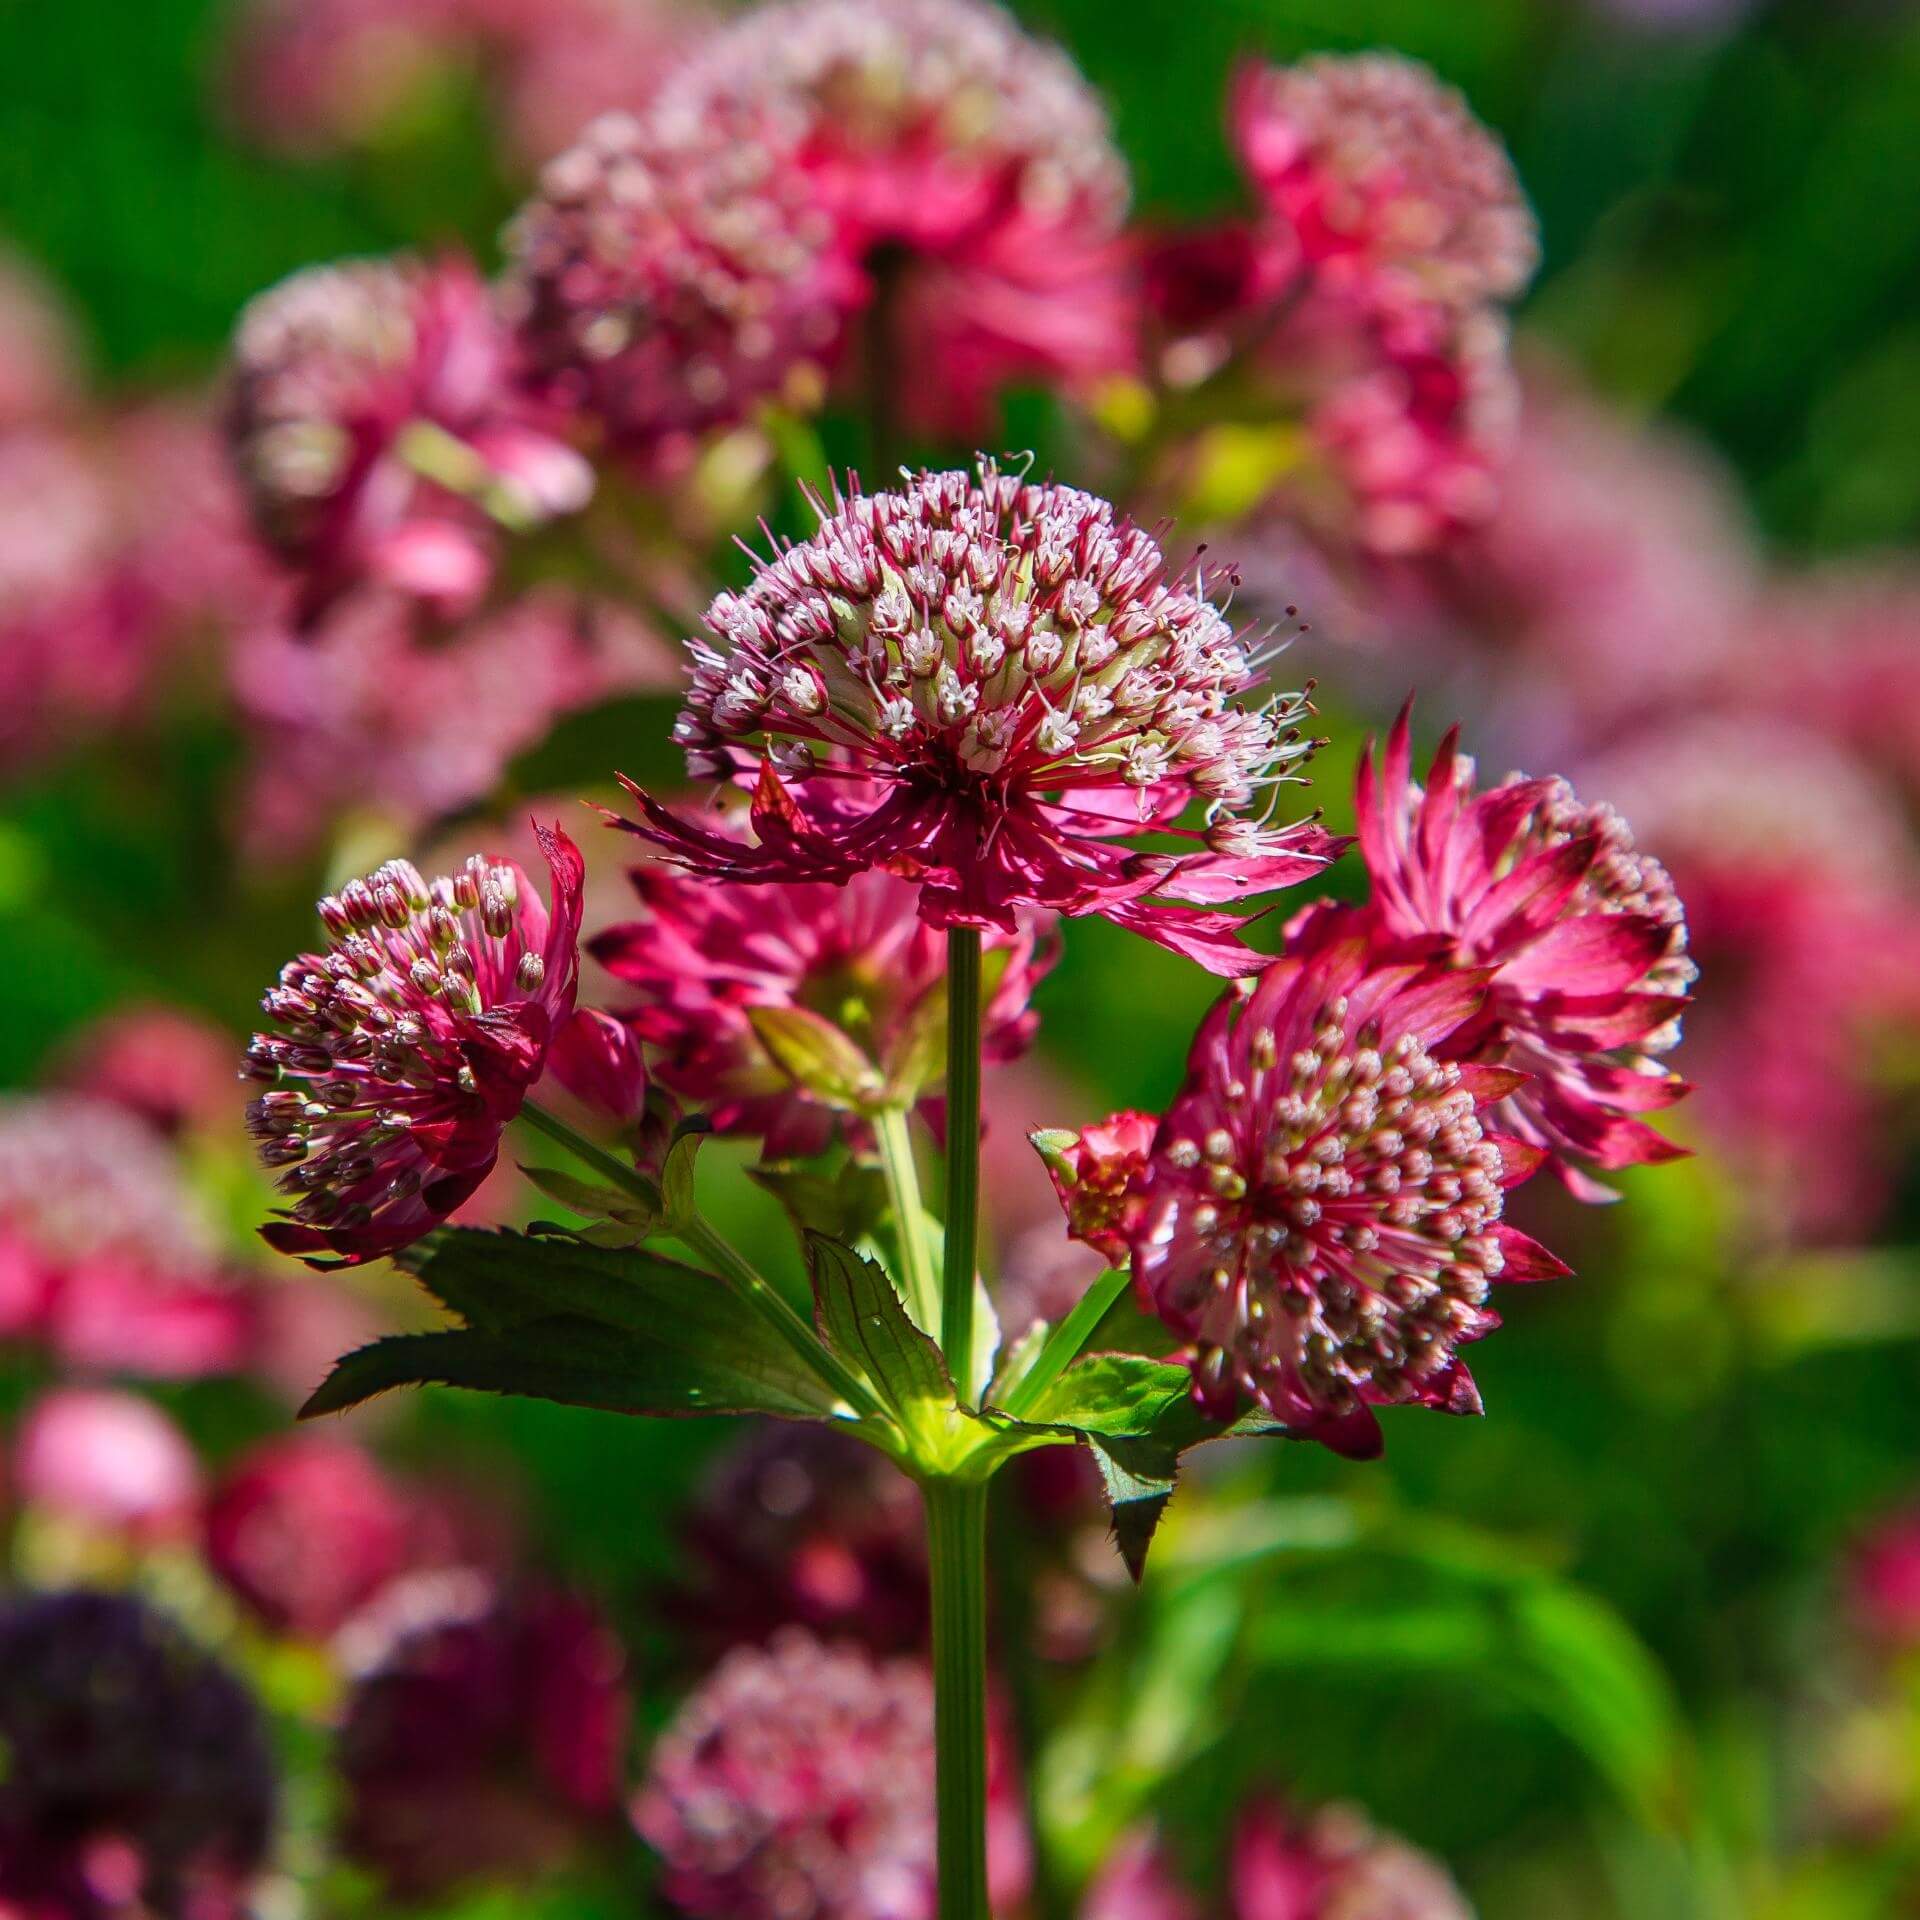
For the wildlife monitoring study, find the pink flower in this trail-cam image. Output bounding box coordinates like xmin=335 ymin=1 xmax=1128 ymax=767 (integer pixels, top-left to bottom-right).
xmin=226 ymin=253 xmax=593 ymax=626
xmin=1355 ymin=707 xmax=1693 ymax=1199
xmin=655 ymin=0 xmax=1136 ymax=434
xmin=1851 ymin=1504 xmax=1920 ymax=1650
xmin=51 ymin=1004 xmax=237 ymax=1141
xmin=503 ymin=103 xmax=854 ymax=468
xmin=245 ymin=828 xmax=585 ymax=1265
xmin=634 ymin=1628 xmax=1029 ymax=1920
xmin=620 ymin=462 xmax=1338 ymax=975
xmin=232 ymin=587 xmax=672 ymax=861
xmin=1080 ymin=1830 xmax=1203 ymax=1920
xmin=12 ymin=1389 xmax=202 ymax=1542
xmin=1082 ymin=904 xmax=1565 ymax=1457
xmin=1033 ymin=1109 xmax=1157 ymax=1268
xmin=203 ymin=1434 xmax=415 ymax=1639
xmin=1231 ymin=55 xmax=1536 ymax=312
xmin=337 ymin=1574 xmax=629 ymax=1896
xmin=591 ymin=851 xmax=1055 ymax=1153
xmin=0 ymin=1095 xmax=254 ymax=1378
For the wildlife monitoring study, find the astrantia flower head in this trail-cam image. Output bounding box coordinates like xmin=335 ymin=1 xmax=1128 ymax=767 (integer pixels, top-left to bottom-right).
xmin=14 ymin=1388 xmax=203 ymax=1543
xmin=1357 ymin=706 xmax=1693 ymax=1200
xmin=1232 ymin=53 xmax=1538 ymax=310
xmin=245 ymin=826 xmax=584 ymax=1264
xmin=1094 ymin=904 xmax=1565 ymax=1456
xmin=504 ymin=103 xmax=853 ymax=465
xmin=633 ymin=1628 xmax=1028 ymax=1920
xmin=622 ymin=461 xmax=1337 ymax=975
xmin=0 ymin=1094 xmax=254 ymax=1377
xmin=53 ymin=1004 xmax=237 ymax=1141
xmin=228 ymin=252 xmax=592 ymax=625
xmin=0 ymin=1590 xmax=276 ymax=1920
xmin=656 ymin=0 xmax=1135 ymax=433
xmin=592 ymin=853 xmax=1056 ymax=1153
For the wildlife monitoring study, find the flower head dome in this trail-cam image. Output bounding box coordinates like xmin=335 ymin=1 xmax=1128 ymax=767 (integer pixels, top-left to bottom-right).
xmin=622 ymin=461 xmax=1336 ymax=974
xmin=504 ymin=103 xmax=854 ymax=465
xmin=633 ymin=1628 xmax=1028 ymax=1920
xmin=1355 ymin=708 xmax=1693 ymax=1200
xmin=0 ymin=1094 xmax=254 ymax=1377
xmin=0 ymin=1590 xmax=276 ymax=1920
xmin=655 ymin=0 xmax=1135 ymax=433
xmin=245 ymin=827 xmax=585 ymax=1264
xmin=592 ymin=849 xmax=1055 ymax=1153
xmin=1232 ymin=53 xmax=1538 ymax=310
xmin=228 ymin=253 xmax=592 ymax=625
xmin=1075 ymin=905 xmax=1565 ymax=1457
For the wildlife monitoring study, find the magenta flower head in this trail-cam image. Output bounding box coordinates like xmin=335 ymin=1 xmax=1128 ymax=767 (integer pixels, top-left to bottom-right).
xmin=1232 ymin=54 xmax=1537 ymax=312
xmin=1356 ymin=706 xmax=1694 ymax=1200
xmin=13 ymin=1388 xmax=203 ymax=1545
xmin=592 ymin=853 xmax=1056 ymax=1153
xmin=504 ymin=102 xmax=853 ymax=468
xmin=53 ymin=1004 xmax=237 ymax=1142
xmin=634 ymin=1628 xmax=1029 ymax=1920
xmin=656 ymin=0 xmax=1136 ymax=434
xmin=620 ymin=462 xmax=1339 ymax=975
xmin=0 ymin=1589 xmax=276 ymax=1920
xmin=227 ymin=252 xmax=593 ymax=626
xmin=245 ymin=827 xmax=585 ymax=1265
xmin=336 ymin=1573 xmax=629 ymax=1897
xmin=1068 ymin=904 xmax=1565 ymax=1457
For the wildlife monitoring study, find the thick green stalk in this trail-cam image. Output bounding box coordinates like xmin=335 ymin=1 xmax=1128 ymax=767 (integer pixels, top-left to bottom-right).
xmin=941 ymin=928 xmax=984 ymax=1399
xmin=517 ymin=1100 xmax=882 ymax=1422
xmin=925 ymin=1477 xmax=991 ymax=1920
xmin=874 ymin=1104 xmax=940 ymax=1335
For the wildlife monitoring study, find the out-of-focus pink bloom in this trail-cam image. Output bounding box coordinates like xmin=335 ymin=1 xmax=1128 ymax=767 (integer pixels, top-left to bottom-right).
xmin=1231 ymin=56 xmax=1536 ymax=312
xmin=336 ymin=1572 xmax=628 ymax=1896
xmin=656 ymin=0 xmax=1136 ymax=435
xmin=1081 ymin=1829 xmax=1203 ymax=1920
xmin=0 ymin=247 xmax=83 ymax=427
xmin=1077 ymin=904 xmax=1565 ymax=1457
xmin=0 ymin=1590 xmax=276 ymax=1920
xmin=1580 ymin=716 xmax=1920 ymax=1242
xmin=591 ymin=854 xmax=1055 ymax=1153
xmin=671 ymin=1426 xmax=928 ymax=1655
xmin=12 ymin=1389 xmax=202 ymax=1542
xmin=634 ymin=1628 xmax=1029 ymax=1920
xmin=0 ymin=429 xmax=164 ymax=777
xmin=227 ymin=253 xmax=592 ymax=626
xmin=232 ymin=587 xmax=671 ymax=860
xmin=203 ymin=1433 xmax=415 ymax=1639
xmin=51 ymin=1005 xmax=236 ymax=1141
xmin=619 ymin=462 xmax=1338 ymax=975
xmin=248 ymin=1274 xmax=392 ymax=1409
xmin=1355 ymin=707 xmax=1693 ymax=1199
xmin=244 ymin=829 xmax=584 ymax=1265
xmin=504 ymin=102 xmax=852 ymax=469
xmin=1851 ymin=1504 xmax=1920 ymax=1650
xmin=0 ymin=1095 xmax=254 ymax=1378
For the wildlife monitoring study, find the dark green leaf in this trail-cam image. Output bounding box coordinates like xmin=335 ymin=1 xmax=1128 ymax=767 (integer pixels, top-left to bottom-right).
xmin=1084 ymin=1432 xmax=1184 ymax=1583
xmin=805 ymin=1230 xmax=952 ymax=1425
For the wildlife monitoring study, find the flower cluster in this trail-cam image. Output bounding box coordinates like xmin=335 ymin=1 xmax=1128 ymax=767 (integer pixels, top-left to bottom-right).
xmin=243 ymin=829 xmax=584 ymax=1262
xmin=633 ymin=1628 xmax=1029 ymax=1920
xmin=227 ymin=253 xmax=592 ymax=625
xmin=622 ymin=460 xmax=1336 ymax=973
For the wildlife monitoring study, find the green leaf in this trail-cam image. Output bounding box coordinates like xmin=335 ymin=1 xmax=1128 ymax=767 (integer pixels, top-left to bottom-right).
xmin=805 ymin=1230 xmax=952 ymax=1427
xmin=659 ymin=1115 xmax=710 ymax=1226
xmin=302 ymin=1315 xmax=835 ymax=1422
xmin=372 ymin=1226 xmax=841 ymax=1420
xmin=747 ymin=1160 xmax=889 ymax=1244
xmin=1084 ymin=1431 xmax=1185 ymax=1583
xmin=747 ymin=1004 xmax=882 ymax=1108
xmin=519 ymin=1161 xmax=658 ymax=1229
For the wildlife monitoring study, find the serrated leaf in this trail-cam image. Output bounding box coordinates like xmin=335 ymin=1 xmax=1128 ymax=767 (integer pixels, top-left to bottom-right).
xmin=302 ymin=1315 xmax=834 ymax=1422
xmin=1084 ymin=1432 xmax=1184 ymax=1583
xmin=805 ymin=1230 xmax=952 ymax=1427
xmin=747 ymin=1005 xmax=881 ymax=1108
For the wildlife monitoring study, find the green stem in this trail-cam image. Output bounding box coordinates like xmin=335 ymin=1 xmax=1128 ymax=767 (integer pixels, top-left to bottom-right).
xmin=941 ymin=928 xmax=984 ymax=1401
xmin=1000 ymin=1266 xmax=1131 ymax=1420
xmin=925 ymin=1477 xmax=991 ymax=1920
xmin=874 ymin=1104 xmax=940 ymax=1335
xmin=517 ymin=1100 xmax=883 ymax=1423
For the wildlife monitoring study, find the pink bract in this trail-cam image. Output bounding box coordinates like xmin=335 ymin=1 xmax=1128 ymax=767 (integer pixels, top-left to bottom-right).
xmin=245 ymin=828 xmax=584 ymax=1264
xmin=619 ymin=461 xmax=1338 ymax=975
xmin=1355 ymin=705 xmax=1694 ymax=1200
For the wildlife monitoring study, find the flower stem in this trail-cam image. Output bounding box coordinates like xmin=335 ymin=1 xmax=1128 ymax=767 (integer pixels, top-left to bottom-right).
xmin=874 ymin=1104 xmax=940 ymax=1336
xmin=517 ymin=1100 xmax=883 ymax=1423
xmin=1000 ymin=1266 xmax=1132 ymax=1420
xmin=941 ymin=927 xmax=984 ymax=1400
xmin=924 ymin=1476 xmax=991 ymax=1920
